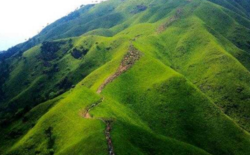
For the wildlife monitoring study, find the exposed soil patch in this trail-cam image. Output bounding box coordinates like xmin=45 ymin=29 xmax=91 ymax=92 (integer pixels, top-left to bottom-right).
xmin=86 ymin=44 xmax=141 ymax=154
xmin=104 ymin=120 xmax=115 ymax=155
xmin=97 ymin=45 xmax=141 ymax=94
xmin=81 ymin=98 xmax=115 ymax=155
xmin=157 ymin=8 xmax=182 ymax=33
xmin=81 ymin=98 xmax=104 ymax=118
xmin=84 ymin=112 xmax=91 ymax=119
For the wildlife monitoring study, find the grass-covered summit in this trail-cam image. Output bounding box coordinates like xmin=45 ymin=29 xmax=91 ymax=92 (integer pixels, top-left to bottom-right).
xmin=1 ymin=0 xmax=250 ymax=154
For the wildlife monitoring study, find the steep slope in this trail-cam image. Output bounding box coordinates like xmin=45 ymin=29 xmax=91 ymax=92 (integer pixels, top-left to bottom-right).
xmin=5 ymin=87 xmax=211 ymax=155
xmin=1 ymin=0 xmax=250 ymax=154
xmin=0 ymin=0 xmax=191 ymax=120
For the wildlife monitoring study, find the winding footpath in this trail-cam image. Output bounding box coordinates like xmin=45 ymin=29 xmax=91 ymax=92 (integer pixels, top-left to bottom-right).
xmin=104 ymin=120 xmax=115 ymax=155
xmin=82 ymin=99 xmax=115 ymax=155
xmin=97 ymin=45 xmax=141 ymax=94
xmin=82 ymin=45 xmax=141 ymax=155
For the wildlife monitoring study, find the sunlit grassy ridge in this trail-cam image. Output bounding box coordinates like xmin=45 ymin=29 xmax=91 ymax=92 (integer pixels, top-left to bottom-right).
xmin=1 ymin=0 xmax=250 ymax=154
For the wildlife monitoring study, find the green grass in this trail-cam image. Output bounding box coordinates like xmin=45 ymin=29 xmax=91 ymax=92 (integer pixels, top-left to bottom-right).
xmin=2 ymin=0 xmax=250 ymax=154
xmin=100 ymin=49 xmax=250 ymax=155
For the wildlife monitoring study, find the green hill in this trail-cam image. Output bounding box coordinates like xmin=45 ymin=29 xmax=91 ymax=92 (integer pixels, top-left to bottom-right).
xmin=1 ymin=0 xmax=250 ymax=154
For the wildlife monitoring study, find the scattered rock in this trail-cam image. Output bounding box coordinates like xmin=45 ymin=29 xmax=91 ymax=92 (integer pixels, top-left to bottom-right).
xmin=81 ymin=98 xmax=115 ymax=155
xmin=97 ymin=45 xmax=141 ymax=94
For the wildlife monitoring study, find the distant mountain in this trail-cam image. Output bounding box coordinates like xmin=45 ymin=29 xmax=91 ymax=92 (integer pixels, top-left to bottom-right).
xmin=1 ymin=0 xmax=250 ymax=155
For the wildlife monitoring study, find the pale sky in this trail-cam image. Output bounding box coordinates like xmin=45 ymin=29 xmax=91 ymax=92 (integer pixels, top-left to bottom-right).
xmin=0 ymin=0 xmax=97 ymax=51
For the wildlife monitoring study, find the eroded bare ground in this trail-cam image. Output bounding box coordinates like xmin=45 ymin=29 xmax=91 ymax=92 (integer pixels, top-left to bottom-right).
xmin=81 ymin=98 xmax=116 ymax=155
xmin=80 ymin=45 xmax=141 ymax=155
xmin=157 ymin=8 xmax=183 ymax=33
xmin=97 ymin=45 xmax=141 ymax=94
xmin=104 ymin=119 xmax=115 ymax=155
xmin=80 ymin=98 xmax=104 ymax=119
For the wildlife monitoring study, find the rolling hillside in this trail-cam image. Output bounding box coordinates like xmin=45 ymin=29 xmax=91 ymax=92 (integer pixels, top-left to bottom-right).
xmin=1 ymin=0 xmax=250 ymax=154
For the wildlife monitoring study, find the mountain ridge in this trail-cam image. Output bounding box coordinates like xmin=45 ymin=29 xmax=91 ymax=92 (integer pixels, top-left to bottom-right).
xmin=1 ymin=0 xmax=250 ymax=154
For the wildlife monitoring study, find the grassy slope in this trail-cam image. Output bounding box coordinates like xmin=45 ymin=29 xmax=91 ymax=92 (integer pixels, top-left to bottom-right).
xmin=0 ymin=94 xmax=66 ymax=153
xmin=6 ymin=87 xmax=210 ymax=155
xmin=1 ymin=0 xmax=250 ymax=154
xmin=163 ymin=2 xmax=250 ymax=132
xmin=0 ymin=0 xmax=199 ymax=116
xmin=99 ymin=46 xmax=250 ymax=155
xmin=6 ymin=34 xmax=250 ymax=154
xmin=0 ymin=36 xmax=122 ymax=114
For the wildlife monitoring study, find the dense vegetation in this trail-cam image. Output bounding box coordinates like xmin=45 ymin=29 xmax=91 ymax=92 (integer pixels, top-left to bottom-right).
xmin=1 ymin=0 xmax=250 ymax=154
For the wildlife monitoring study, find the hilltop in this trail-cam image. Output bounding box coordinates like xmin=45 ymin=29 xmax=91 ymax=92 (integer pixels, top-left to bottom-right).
xmin=1 ymin=0 xmax=250 ymax=154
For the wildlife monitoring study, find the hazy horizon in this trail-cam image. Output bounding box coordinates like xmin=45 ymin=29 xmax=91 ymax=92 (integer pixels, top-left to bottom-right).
xmin=0 ymin=0 xmax=96 ymax=51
